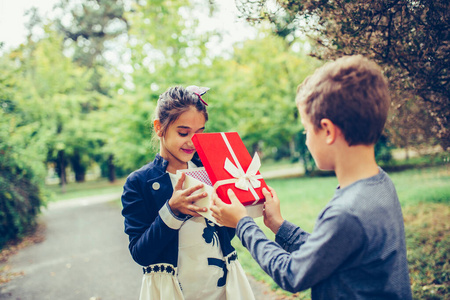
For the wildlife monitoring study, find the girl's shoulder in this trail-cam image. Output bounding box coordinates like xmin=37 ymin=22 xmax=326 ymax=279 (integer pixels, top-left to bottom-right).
xmin=127 ymin=155 xmax=167 ymax=183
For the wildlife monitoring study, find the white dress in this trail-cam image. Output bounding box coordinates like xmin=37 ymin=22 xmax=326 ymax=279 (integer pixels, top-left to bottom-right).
xmin=139 ymin=161 xmax=255 ymax=300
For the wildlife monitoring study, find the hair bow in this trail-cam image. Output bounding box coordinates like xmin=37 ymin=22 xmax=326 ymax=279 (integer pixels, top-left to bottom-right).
xmin=186 ymin=85 xmax=210 ymax=106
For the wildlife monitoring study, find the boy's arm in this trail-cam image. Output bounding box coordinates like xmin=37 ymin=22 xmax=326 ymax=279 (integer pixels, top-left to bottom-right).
xmin=262 ymin=187 xmax=310 ymax=252
xmin=236 ymin=208 xmax=365 ymax=293
xmin=275 ymin=220 xmax=310 ymax=253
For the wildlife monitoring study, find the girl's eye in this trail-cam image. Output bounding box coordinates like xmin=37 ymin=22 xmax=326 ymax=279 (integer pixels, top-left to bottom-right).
xmin=178 ymin=132 xmax=188 ymax=137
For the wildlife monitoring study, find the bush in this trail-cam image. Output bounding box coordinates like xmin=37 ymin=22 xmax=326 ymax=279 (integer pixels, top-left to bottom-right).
xmin=0 ymin=111 xmax=47 ymax=250
xmin=375 ymin=134 xmax=393 ymax=164
xmin=0 ymin=170 xmax=43 ymax=248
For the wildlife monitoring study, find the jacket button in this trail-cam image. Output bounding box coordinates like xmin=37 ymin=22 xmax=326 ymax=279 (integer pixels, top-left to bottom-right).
xmin=152 ymin=182 xmax=160 ymax=190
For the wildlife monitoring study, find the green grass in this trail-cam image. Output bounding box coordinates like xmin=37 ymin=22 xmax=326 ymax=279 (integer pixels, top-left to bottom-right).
xmin=390 ymin=167 xmax=450 ymax=206
xmin=45 ymin=164 xmax=450 ymax=299
xmin=403 ymin=203 xmax=449 ymax=299
xmin=234 ymin=164 xmax=450 ymax=299
xmin=259 ymin=158 xmax=301 ymax=172
xmin=233 ymin=175 xmax=337 ymax=299
xmin=45 ymin=177 xmax=126 ymax=201
xmin=386 ymin=151 xmax=449 ymax=168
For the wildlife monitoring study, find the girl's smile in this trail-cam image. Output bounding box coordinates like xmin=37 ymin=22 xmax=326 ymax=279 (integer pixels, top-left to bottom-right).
xmin=181 ymin=148 xmax=195 ymax=154
xmin=156 ymin=106 xmax=206 ymax=173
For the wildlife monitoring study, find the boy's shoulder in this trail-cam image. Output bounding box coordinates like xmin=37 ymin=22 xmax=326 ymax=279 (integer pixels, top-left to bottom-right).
xmin=331 ymin=169 xmax=402 ymax=228
xmin=330 ymin=169 xmax=397 ymax=213
xmin=318 ymin=170 xmax=403 ymax=252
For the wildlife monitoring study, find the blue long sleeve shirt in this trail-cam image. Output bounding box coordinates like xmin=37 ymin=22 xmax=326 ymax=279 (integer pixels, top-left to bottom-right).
xmin=237 ymin=168 xmax=412 ymax=299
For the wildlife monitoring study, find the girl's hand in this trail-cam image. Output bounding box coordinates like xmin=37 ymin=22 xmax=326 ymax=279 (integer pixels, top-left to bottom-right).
xmin=210 ymin=189 xmax=248 ymax=228
xmin=262 ymin=187 xmax=284 ymax=234
xmin=168 ymin=173 xmax=208 ymax=217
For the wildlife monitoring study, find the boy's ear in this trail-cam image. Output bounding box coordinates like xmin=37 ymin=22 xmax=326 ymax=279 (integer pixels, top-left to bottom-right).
xmin=153 ymin=120 xmax=163 ymax=137
xmin=320 ymin=118 xmax=337 ymax=145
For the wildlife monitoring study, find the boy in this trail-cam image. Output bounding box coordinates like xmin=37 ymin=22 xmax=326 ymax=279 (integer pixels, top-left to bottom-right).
xmin=210 ymin=55 xmax=412 ymax=299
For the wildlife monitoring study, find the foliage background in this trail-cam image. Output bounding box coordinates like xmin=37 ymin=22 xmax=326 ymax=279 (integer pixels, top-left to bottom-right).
xmin=0 ymin=0 xmax=449 ymax=298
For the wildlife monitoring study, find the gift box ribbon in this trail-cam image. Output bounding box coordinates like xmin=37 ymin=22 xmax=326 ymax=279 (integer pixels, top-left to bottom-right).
xmin=213 ymin=132 xmax=263 ymax=205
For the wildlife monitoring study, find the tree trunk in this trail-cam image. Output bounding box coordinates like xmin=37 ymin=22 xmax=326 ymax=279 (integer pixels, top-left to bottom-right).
xmin=71 ymin=151 xmax=86 ymax=182
xmin=57 ymin=150 xmax=66 ymax=193
xmin=108 ymin=154 xmax=116 ymax=183
xmin=289 ymin=140 xmax=296 ymax=160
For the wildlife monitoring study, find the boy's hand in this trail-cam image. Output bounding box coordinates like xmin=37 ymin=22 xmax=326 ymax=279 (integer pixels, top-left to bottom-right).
xmin=210 ymin=189 xmax=248 ymax=228
xmin=262 ymin=187 xmax=284 ymax=234
xmin=169 ymin=172 xmax=208 ymax=217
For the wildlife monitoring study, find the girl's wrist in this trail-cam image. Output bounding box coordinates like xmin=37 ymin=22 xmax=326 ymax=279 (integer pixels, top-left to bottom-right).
xmin=168 ymin=199 xmax=181 ymax=216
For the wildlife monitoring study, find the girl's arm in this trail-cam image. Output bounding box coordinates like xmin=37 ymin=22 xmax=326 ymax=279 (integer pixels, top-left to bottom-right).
xmin=122 ymin=174 xmax=179 ymax=267
xmin=122 ymin=172 xmax=207 ymax=266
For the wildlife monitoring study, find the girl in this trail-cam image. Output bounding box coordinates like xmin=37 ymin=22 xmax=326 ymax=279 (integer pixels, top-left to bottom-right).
xmin=121 ymin=86 xmax=255 ymax=300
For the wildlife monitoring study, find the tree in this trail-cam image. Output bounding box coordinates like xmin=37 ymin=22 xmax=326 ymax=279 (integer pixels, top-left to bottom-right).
xmin=53 ymin=0 xmax=129 ymax=182
xmin=103 ymin=0 xmax=220 ymax=171
xmin=0 ymin=41 xmax=48 ymax=248
xmin=55 ymin=0 xmax=128 ymax=70
xmin=120 ymin=1 xmax=323 ymax=170
xmin=204 ymin=32 xmax=322 ymax=166
xmin=236 ymin=0 xmax=450 ymax=151
xmin=10 ymin=23 xmax=101 ymax=189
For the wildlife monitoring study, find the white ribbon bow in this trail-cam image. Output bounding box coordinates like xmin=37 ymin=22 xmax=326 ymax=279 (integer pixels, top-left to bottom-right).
xmin=224 ymin=153 xmax=262 ymax=191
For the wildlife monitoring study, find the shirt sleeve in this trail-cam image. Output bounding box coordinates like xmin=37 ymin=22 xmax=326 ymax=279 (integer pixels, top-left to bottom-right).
xmin=275 ymin=220 xmax=310 ymax=253
xmin=236 ymin=207 xmax=365 ymax=293
xmin=159 ymin=201 xmax=189 ymax=229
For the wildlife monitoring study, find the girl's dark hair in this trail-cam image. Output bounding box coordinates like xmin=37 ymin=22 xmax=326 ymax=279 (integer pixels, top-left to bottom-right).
xmin=155 ymin=86 xmax=209 ymax=136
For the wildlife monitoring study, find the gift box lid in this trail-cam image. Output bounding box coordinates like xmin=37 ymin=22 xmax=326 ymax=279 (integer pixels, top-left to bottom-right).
xmin=192 ymin=132 xmax=267 ymax=206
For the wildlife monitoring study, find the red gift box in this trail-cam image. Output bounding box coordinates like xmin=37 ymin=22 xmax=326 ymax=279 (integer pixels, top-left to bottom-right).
xmin=192 ymin=132 xmax=268 ymax=207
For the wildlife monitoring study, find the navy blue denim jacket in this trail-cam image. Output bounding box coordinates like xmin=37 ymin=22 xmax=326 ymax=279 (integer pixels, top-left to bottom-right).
xmin=121 ymin=153 xmax=236 ymax=267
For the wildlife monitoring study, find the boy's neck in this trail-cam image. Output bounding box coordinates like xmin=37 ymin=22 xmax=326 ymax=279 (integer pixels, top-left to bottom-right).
xmin=334 ymin=144 xmax=379 ymax=189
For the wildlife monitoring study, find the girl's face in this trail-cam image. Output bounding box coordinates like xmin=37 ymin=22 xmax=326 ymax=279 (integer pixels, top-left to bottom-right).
xmin=156 ymin=106 xmax=206 ymax=172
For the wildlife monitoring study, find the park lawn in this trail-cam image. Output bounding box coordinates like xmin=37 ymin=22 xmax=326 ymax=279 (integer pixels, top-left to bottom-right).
xmin=46 ymin=164 xmax=449 ymax=299
xmin=46 ymin=177 xmax=126 ymax=201
xmin=233 ymin=165 xmax=450 ymax=300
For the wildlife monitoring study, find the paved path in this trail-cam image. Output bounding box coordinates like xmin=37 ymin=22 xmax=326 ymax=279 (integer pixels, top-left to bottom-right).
xmin=0 ymin=194 xmax=281 ymax=300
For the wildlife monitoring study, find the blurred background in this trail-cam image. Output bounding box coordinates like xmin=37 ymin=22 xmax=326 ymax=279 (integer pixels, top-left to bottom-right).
xmin=1 ymin=0 xmax=448 ymax=299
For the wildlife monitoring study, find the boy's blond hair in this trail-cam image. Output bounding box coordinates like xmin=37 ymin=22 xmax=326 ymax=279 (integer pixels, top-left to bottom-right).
xmin=296 ymin=55 xmax=390 ymax=146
